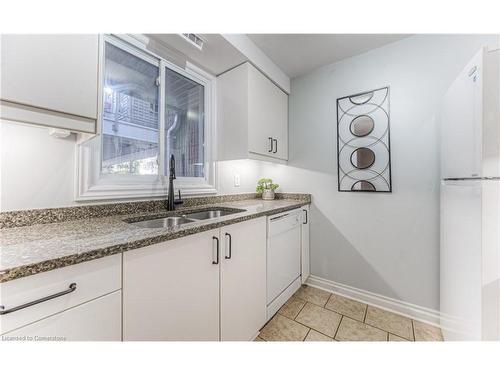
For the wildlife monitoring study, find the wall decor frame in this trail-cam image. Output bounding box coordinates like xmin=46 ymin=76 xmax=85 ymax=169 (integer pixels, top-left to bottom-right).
xmin=336 ymin=86 xmax=392 ymax=193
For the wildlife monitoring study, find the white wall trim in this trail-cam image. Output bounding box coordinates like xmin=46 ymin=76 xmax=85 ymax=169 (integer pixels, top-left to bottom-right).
xmin=306 ymin=275 xmax=442 ymax=327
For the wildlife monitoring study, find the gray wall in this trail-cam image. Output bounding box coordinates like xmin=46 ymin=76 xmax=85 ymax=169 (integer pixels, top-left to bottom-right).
xmin=267 ymin=35 xmax=500 ymax=310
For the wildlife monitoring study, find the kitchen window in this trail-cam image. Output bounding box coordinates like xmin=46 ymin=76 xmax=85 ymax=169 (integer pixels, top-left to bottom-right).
xmin=76 ymin=35 xmax=216 ymax=200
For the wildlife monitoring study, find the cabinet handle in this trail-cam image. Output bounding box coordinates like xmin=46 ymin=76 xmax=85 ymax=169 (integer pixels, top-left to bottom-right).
xmin=0 ymin=283 xmax=77 ymax=316
xmin=225 ymin=233 xmax=232 ymax=259
xmin=303 ymin=209 xmax=308 ymax=224
xmin=212 ymin=236 xmax=219 ymax=265
xmin=268 ymin=137 xmax=273 ymax=152
xmin=273 ymin=138 xmax=278 ymax=153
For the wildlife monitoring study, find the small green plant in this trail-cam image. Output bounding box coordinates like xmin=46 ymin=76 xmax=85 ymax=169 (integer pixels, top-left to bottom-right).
xmin=256 ymin=178 xmax=279 ymax=194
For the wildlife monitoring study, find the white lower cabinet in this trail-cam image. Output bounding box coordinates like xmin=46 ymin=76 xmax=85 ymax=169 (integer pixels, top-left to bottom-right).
xmin=123 ymin=230 xmax=221 ymax=341
xmin=2 ymin=291 xmax=121 ymax=341
xmin=220 ymin=217 xmax=267 ymax=341
xmin=123 ymin=217 xmax=267 ymax=341
xmin=0 ymin=254 xmax=122 ymax=341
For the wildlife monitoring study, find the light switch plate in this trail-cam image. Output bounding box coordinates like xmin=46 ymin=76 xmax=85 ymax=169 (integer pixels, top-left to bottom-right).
xmin=234 ymin=174 xmax=240 ymax=187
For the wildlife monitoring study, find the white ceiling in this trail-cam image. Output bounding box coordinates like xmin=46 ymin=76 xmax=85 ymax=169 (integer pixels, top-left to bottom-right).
xmin=247 ymin=34 xmax=410 ymax=78
xmin=148 ymin=34 xmax=246 ymax=76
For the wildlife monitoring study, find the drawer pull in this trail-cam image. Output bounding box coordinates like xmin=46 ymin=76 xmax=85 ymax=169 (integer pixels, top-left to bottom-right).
xmin=0 ymin=283 xmax=77 ymax=315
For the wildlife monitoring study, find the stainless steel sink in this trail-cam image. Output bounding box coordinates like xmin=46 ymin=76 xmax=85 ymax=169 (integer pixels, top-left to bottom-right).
xmin=183 ymin=209 xmax=242 ymax=220
xmin=126 ymin=207 xmax=246 ymax=228
xmin=131 ymin=216 xmax=194 ymax=229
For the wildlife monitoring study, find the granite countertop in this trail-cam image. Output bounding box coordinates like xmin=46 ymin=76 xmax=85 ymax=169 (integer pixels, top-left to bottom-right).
xmin=0 ymin=196 xmax=310 ymax=283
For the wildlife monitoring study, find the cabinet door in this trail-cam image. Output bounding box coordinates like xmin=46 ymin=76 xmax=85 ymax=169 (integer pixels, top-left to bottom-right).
xmin=1 ymin=291 xmax=121 ymax=341
xmin=0 ymin=34 xmax=99 ymax=119
xmin=247 ymin=64 xmax=288 ymax=160
xmin=301 ymin=206 xmax=310 ymax=284
xmin=123 ymin=230 xmax=220 ymax=341
xmin=275 ymin=93 xmax=289 ymax=160
xmin=220 ymin=217 xmax=267 ymax=340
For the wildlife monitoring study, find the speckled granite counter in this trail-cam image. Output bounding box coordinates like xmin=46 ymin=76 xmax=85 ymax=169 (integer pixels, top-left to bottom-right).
xmin=0 ymin=195 xmax=310 ymax=283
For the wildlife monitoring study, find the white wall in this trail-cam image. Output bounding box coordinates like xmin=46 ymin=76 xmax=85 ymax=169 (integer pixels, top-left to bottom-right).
xmin=0 ymin=121 xmax=77 ymax=211
xmin=271 ymin=34 xmax=500 ymax=311
xmin=0 ymin=120 xmax=271 ymax=210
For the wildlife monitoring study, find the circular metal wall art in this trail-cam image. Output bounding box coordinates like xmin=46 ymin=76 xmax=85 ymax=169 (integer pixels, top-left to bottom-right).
xmin=336 ymin=87 xmax=392 ymax=193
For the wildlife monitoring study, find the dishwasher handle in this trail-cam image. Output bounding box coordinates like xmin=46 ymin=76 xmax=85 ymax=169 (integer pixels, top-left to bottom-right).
xmin=270 ymin=213 xmax=290 ymax=222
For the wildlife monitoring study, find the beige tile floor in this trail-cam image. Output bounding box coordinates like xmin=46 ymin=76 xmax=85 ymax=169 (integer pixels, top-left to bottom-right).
xmin=257 ymin=285 xmax=443 ymax=342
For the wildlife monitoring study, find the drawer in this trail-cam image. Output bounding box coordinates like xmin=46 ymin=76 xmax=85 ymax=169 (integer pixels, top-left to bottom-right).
xmin=0 ymin=254 xmax=121 ymax=335
xmin=1 ymin=291 xmax=121 ymax=341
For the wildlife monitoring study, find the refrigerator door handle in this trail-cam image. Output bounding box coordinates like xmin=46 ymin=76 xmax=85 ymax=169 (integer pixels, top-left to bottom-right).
xmin=444 ymin=177 xmax=500 ymax=181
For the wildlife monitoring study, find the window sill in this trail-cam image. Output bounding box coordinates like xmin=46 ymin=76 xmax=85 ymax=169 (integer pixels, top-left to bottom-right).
xmin=75 ymin=182 xmax=218 ymax=202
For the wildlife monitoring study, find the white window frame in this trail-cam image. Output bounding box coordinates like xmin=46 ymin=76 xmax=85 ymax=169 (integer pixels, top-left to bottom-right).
xmin=75 ymin=34 xmax=217 ymax=201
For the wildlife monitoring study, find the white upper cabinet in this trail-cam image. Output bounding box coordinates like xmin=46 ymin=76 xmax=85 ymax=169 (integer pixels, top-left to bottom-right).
xmin=0 ymin=34 xmax=99 ymax=133
xmin=217 ymin=62 xmax=288 ymax=161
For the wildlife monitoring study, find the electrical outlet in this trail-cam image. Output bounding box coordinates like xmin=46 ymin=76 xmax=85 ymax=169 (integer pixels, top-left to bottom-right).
xmin=234 ymin=174 xmax=240 ymax=187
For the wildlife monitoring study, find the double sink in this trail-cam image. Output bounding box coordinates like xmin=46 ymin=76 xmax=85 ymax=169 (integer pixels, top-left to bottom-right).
xmin=126 ymin=208 xmax=246 ymax=229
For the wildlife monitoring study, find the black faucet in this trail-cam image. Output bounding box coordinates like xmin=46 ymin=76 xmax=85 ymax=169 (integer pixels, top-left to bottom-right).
xmin=167 ymin=154 xmax=183 ymax=211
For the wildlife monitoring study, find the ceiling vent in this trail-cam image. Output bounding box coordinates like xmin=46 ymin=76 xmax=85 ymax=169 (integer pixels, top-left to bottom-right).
xmin=180 ymin=34 xmax=205 ymax=50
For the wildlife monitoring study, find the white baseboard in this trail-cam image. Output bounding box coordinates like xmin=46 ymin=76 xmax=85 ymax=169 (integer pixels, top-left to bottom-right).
xmin=306 ymin=275 xmax=441 ymax=327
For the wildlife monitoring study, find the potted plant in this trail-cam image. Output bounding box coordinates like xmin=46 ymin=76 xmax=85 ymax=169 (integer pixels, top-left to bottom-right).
xmin=256 ymin=178 xmax=279 ymax=200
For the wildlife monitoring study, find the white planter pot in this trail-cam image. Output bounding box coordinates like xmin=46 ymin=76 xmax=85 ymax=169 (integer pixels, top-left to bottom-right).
xmin=262 ymin=189 xmax=275 ymax=200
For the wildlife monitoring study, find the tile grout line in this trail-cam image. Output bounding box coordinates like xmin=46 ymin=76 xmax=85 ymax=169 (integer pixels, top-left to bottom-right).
xmin=292 ymin=298 xmax=309 ymax=320
xmin=303 ymin=328 xmax=311 ymax=341
xmin=389 ymin=332 xmax=411 ymax=341
xmin=322 ymin=293 xmax=332 ymax=308
xmin=333 ymin=315 xmax=344 ymax=340
xmin=411 ymin=319 xmax=416 ymax=341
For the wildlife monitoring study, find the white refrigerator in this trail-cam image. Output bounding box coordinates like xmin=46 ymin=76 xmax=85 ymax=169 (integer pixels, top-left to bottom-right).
xmin=440 ymin=47 xmax=500 ymax=340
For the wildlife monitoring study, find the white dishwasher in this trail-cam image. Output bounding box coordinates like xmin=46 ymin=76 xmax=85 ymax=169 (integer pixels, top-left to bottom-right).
xmin=266 ymin=209 xmax=302 ymax=318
